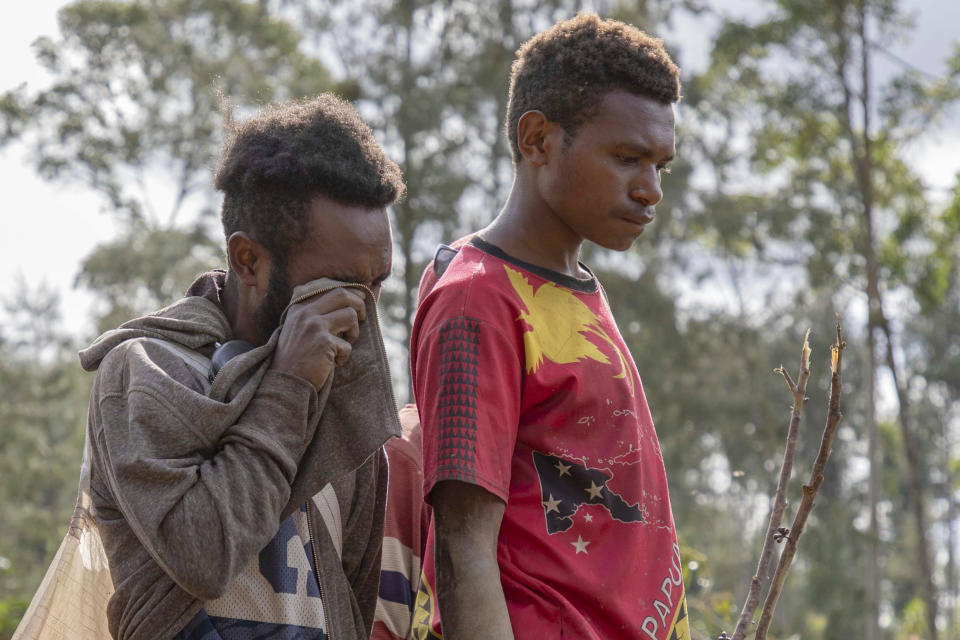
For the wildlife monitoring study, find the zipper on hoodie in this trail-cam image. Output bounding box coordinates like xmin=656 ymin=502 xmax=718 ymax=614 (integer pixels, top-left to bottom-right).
xmin=305 ymin=500 xmax=332 ymax=639
xmin=285 ymin=282 xmax=399 ymax=640
xmin=213 ymin=282 xmax=399 ymax=638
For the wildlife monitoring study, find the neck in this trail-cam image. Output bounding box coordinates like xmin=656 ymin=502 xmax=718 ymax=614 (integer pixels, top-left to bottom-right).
xmin=221 ymin=273 xmax=261 ymax=345
xmin=481 ymin=169 xmax=586 ymax=278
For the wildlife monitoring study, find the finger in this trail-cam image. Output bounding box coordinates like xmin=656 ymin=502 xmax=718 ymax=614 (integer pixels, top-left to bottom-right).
xmin=323 ymin=306 xmax=361 ymax=344
xmin=330 ymin=335 xmax=353 ymax=367
xmin=299 ymin=287 xmax=367 ymax=323
xmin=341 ymin=288 xmax=367 ymax=323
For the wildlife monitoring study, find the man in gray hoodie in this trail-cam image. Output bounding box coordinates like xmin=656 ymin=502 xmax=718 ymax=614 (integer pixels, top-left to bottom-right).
xmin=77 ymin=94 xmax=405 ymax=640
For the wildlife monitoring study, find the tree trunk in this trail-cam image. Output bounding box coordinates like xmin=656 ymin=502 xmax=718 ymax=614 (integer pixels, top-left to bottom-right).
xmin=881 ymin=321 xmax=939 ymax=638
xmin=399 ymin=203 xmax=416 ymax=399
xmin=866 ymin=324 xmax=881 ymax=640
xmin=947 ymin=460 xmax=958 ymax=636
xmin=485 ymin=0 xmax=514 ymax=222
xmin=853 ymin=4 xmax=937 ymax=637
xmin=398 ymin=1 xmax=416 ymax=401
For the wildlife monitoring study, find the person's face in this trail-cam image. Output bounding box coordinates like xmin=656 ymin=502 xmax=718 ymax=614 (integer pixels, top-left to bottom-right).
xmin=539 ymin=91 xmax=676 ymax=251
xmin=254 ymin=194 xmax=393 ymax=342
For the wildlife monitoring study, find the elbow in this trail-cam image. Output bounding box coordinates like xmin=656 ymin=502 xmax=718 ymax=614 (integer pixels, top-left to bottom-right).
xmin=176 ymin=566 xmax=234 ymax=601
xmin=153 ymin=496 xmax=248 ymax=600
xmin=158 ymin=540 xmax=237 ymax=600
xmin=192 ymin=576 xmax=231 ymax=601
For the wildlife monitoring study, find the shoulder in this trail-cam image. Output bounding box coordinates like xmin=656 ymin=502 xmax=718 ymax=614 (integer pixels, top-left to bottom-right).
xmin=87 ymin=339 xmax=222 ymax=464
xmin=416 ymin=234 xmax=475 ymax=305
xmin=94 ymin=337 xmax=210 ymax=399
xmin=417 ymin=246 xmax=525 ymax=327
xmin=385 ymin=405 xmax=423 ymax=473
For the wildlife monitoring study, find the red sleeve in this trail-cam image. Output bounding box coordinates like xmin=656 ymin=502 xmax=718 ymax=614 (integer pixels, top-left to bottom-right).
xmin=372 ymin=406 xmax=426 ymax=640
xmin=413 ymin=308 xmax=523 ymax=504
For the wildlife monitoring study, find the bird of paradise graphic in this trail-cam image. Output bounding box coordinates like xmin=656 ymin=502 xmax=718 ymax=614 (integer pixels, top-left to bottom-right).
xmin=504 ymin=265 xmax=638 ymax=397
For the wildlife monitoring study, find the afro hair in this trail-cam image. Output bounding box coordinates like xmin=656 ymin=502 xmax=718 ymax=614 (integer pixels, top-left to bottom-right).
xmin=215 ymin=93 xmax=404 ymax=266
xmin=506 ymin=14 xmax=681 ymax=163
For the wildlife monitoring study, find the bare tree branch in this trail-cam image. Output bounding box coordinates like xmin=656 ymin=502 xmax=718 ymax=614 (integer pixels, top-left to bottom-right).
xmin=753 ymin=319 xmax=845 ymax=639
xmin=731 ymin=329 xmax=811 ymax=640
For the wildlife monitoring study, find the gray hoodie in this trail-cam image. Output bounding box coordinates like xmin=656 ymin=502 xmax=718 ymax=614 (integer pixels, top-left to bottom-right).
xmin=78 ymin=271 xmax=400 ymax=640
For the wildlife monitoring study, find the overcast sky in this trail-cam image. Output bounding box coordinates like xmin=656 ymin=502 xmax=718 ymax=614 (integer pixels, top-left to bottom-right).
xmin=1 ymin=0 xmax=958 ymax=340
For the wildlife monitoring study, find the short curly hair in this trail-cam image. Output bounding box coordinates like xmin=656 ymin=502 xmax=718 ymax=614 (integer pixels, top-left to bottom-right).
xmin=215 ymin=94 xmax=405 ymax=268
xmin=506 ymin=14 xmax=681 ymax=163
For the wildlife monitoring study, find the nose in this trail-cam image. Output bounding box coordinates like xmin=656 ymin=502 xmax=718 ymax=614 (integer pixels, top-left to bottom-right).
xmin=629 ymin=165 xmax=663 ymax=207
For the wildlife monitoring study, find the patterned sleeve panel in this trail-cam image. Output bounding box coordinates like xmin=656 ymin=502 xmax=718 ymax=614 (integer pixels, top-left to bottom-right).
xmin=414 ymin=313 xmax=523 ymax=504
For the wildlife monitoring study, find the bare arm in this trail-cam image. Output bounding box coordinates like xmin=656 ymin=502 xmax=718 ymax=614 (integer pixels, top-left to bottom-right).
xmin=431 ymin=480 xmax=515 ymax=640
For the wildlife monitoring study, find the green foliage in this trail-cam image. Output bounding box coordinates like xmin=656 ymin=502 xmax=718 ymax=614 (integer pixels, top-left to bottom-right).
xmin=911 ymin=176 xmax=960 ymax=314
xmin=896 ymin=596 xmax=931 ymax=639
xmin=0 ymin=289 xmax=89 ymax=637
xmin=688 ymin=0 xmax=959 ymax=297
xmin=4 ymin=0 xmax=334 ymax=225
xmin=673 ymin=0 xmax=960 ymax=636
xmin=0 ymin=598 xmax=30 ymax=640
xmin=1 ymin=0 xmax=339 ymax=326
xmin=78 ymin=223 xmax=223 ymax=332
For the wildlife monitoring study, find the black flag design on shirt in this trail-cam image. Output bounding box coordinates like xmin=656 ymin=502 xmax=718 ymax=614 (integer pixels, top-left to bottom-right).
xmin=533 ymin=451 xmax=645 ymax=534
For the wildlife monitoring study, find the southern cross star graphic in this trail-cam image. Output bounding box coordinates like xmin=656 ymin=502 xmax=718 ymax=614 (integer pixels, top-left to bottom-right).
xmin=532 ymin=451 xmax=645 ymax=534
xmin=571 ymin=536 xmax=590 ymax=554
xmin=543 ymin=495 xmax=561 ymax=514
xmin=584 ymin=481 xmax=604 ymax=500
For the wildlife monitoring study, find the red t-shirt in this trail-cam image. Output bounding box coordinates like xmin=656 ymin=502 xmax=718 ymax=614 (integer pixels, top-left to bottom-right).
xmin=410 ymin=238 xmax=690 ymax=640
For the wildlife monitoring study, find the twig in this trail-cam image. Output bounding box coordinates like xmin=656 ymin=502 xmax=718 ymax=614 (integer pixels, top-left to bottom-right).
xmin=754 ymin=319 xmax=845 ymax=639
xmin=731 ymin=331 xmax=811 ymax=640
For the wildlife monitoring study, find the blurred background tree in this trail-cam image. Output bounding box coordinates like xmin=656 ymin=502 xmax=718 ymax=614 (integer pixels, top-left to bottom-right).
xmin=683 ymin=1 xmax=960 ymax=636
xmin=0 ymin=284 xmax=89 ymax=638
xmin=1 ymin=0 xmax=959 ymax=638
xmin=0 ymin=0 xmax=341 ymax=331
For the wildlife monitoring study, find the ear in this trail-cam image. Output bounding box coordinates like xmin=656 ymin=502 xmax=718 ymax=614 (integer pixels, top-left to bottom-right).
xmin=516 ymin=110 xmax=554 ymax=166
xmin=226 ymin=232 xmax=270 ymax=289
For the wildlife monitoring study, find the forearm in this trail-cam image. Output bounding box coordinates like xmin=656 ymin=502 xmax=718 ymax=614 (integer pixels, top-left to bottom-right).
xmin=431 ymin=480 xmax=515 ymax=640
xmin=434 ymin=539 xmax=514 ymax=640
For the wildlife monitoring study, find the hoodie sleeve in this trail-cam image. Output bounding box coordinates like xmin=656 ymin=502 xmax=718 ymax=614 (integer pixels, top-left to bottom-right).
xmin=90 ymin=338 xmax=322 ymax=601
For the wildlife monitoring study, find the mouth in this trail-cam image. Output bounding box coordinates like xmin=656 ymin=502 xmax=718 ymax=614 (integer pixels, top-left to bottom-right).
xmin=620 ymin=214 xmax=655 ymax=230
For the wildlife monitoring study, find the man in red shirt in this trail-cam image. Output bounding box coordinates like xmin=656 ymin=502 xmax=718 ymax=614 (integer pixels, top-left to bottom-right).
xmin=410 ymin=13 xmax=688 ymax=640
